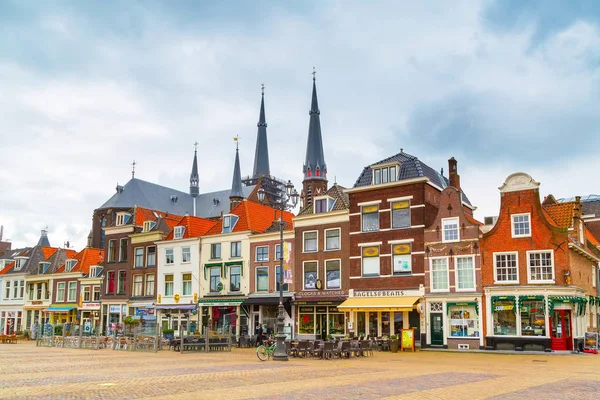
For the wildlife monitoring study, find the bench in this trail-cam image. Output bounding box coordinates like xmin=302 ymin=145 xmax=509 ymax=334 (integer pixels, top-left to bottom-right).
xmin=180 ymin=337 xmax=206 ymax=352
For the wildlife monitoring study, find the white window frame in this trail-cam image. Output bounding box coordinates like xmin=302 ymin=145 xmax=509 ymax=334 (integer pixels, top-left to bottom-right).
xmin=146 ymin=246 xmax=156 ymax=267
xmin=511 ymin=213 xmax=531 ymax=238
xmin=164 ymin=274 xmax=174 ymax=296
xmin=361 ymin=205 xmax=379 ymax=232
xmin=182 ymin=273 xmax=192 ymax=296
xmin=303 ymin=230 xmax=318 ymax=253
xmin=526 ymin=250 xmax=555 ymax=284
xmin=108 ymin=239 xmax=116 ymax=262
xmin=134 ymin=247 xmax=144 ymax=268
xmin=132 ymin=274 xmax=143 ymax=296
xmin=256 ymin=246 xmax=269 ymax=262
xmin=429 ymin=256 xmax=450 ymax=293
xmin=143 ymin=220 xmax=156 ymax=232
xmin=116 ymin=212 xmax=131 ymax=226
xmin=145 ymin=274 xmax=155 ymax=296
xmin=67 ymin=281 xmax=77 ymax=302
xmin=324 ymin=228 xmax=341 ymax=251
xmin=210 ymin=243 xmax=221 ymax=260
xmin=392 ymin=244 xmax=412 ymax=275
xmin=56 ymin=282 xmax=65 ymax=302
xmin=325 ymin=259 xmax=341 ymax=290
xmin=303 ymin=261 xmax=318 ymax=290
xmin=442 ymin=217 xmax=460 ymax=243
xmin=181 ymin=246 xmax=191 ymax=263
xmin=119 ymin=238 xmax=128 ymax=262
xmin=174 ymin=226 xmax=185 ymax=240
xmin=493 ymin=251 xmax=519 ymax=284
xmin=230 ymin=241 xmax=242 ymax=258
xmin=165 ymin=248 xmax=174 ymax=265
xmin=361 ymin=246 xmax=380 ymax=277
xmin=222 ymin=215 xmax=239 ymax=234
xmin=255 ymin=267 xmax=269 ymax=292
xmin=454 ymin=255 xmax=476 ymax=291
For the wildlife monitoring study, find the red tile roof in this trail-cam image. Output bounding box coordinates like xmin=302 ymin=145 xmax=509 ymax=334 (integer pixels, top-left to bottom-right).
xmin=465 ymin=215 xmax=483 ymax=226
xmin=165 ymin=215 xmax=218 ymax=240
xmin=41 ymin=246 xmax=59 ymax=259
xmin=0 ymin=262 xmax=14 ymax=275
xmin=56 ymin=248 xmax=104 ymax=274
xmin=543 ymin=202 xmax=574 ymax=228
xmin=586 ymin=230 xmax=600 ymax=247
xmin=206 ymin=200 xmax=294 ymax=235
xmin=134 ymin=207 xmax=182 ymax=227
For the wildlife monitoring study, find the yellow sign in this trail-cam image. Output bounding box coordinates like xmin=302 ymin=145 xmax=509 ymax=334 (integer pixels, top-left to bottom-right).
xmin=393 ymin=244 xmax=411 ymax=255
xmin=401 ymin=328 xmax=415 ymax=352
xmin=362 ymin=205 xmax=378 ymax=213
xmin=362 ymin=246 xmax=379 ymax=257
xmin=193 ymin=292 xmax=198 ymax=303
xmin=392 ymin=201 xmax=410 ymax=209
xmin=174 ymin=294 xmax=180 ymax=304
xmin=157 ymin=294 xmax=161 ymax=304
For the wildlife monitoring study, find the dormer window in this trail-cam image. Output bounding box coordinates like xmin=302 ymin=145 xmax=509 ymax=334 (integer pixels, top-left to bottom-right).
xmin=89 ymin=266 xmax=102 ymax=278
xmin=14 ymin=257 xmax=28 ymax=271
xmin=143 ymin=221 xmax=156 ymax=232
xmin=38 ymin=262 xmax=50 ymax=274
xmin=222 ymin=215 xmax=239 ymax=234
xmin=372 ymin=163 xmax=399 ymax=185
xmin=314 ymin=196 xmax=336 ymax=214
xmin=65 ymin=259 xmax=77 ymax=272
xmin=174 ymin=226 xmax=185 ymax=240
xmin=0 ymin=260 xmax=9 ymax=271
xmin=116 ymin=212 xmax=132 ymax=226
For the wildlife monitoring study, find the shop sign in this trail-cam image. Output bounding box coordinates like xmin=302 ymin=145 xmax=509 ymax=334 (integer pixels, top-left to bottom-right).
xmin=81 ymin=302 xmax=101 ymax=310
xmin=84 ymin=321 xmax=92 ymax=333
xmin=353 ymin=290 xmax=406 ymax=298
xmin=295 ymin=301 xmax=336 ymax=305
xmin=316 ymin=306 xmax=327 ymax=313
xmin=297 ymin=290 xmax=345 ymax=297
xmin=299 ymin=307 xmax=314 ymax=313
xmin=109 ymin=305 xmax=121 ymax=313
xmin=494 ymin=305 xmax=514 ymax=311
xmin=32 ymin=301 xmax=43 ymax=305
xmin=329 ymin=306 xmax=339 ymax=313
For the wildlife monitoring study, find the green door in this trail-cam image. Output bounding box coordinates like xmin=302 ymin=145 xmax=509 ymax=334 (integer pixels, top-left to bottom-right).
xmin=430 ymin=313 xmax=444 ymax=346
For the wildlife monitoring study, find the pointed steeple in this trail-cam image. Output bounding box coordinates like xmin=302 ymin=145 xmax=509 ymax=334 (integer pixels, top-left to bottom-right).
xmin=37 ymin=229 xmax=50 ymax=247
xmin=252 ymin=84 xmax=271 ymax=178
xmin=303 ymin=69 xmax=327 ymax=181
xmin=190 ymin=142 xmax=199 ymax=198
xmin=230 ymin=139 xmax=244 ymax=211
xmin=301 ymin=69 xmax=328 ymax=208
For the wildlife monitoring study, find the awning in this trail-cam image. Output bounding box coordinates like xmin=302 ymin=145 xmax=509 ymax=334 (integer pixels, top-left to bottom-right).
xmin=338 ymin=296 xmax=420 ymax=312
xmin=154 ymin=305 xmax=196 ymax=310
xmin=198 ymin=298 xmax=245 ymax=307
xmin=44 ymin=306 xmax=77 ymax=313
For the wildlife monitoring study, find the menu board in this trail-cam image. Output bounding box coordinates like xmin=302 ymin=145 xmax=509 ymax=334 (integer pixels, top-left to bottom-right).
xmin=585 ymin=332 xmax=598 ymax=350
xmin=401 ymin=328 xmax=415 ymax=352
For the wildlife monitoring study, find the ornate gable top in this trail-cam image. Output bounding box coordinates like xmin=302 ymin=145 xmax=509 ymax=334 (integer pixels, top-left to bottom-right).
xmin=499 ymin=172 xmax=540 ymax=193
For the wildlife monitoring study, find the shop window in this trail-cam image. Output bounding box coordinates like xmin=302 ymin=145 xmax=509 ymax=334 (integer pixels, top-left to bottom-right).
xmin=392 ymin=244 xmax=411 ymax=274
xmin=362 ymin=246 xmax=380 ymax=277
xmin=256 ymin=246 xmax=269 ymax=262
xmin=361 ymin=205 xmax=379 ymax=232
xmin=256 ymin=267 xmax=268 ymax=292
xmin=520 ymin=300 xmax=546 ymax=336
xmin=275 ymin=266 xmax=289 ymax=292
xmin=210 ymin=243 xmax=221 ymax=260
xmin=357 ymin=312 xmax=366 ymax=336
xmin=392 ymin=201 xmax=410 ymax=229
xmin=495 ymin=253 xmax=518 ymax=283
xmin=527 ymin=251 xmax=554 ymax=283
xmin=209 ymin=267 xmax=221 ymax=293
xmin=442 ymin=217 xmax=459 ymax=242
xmin=230 ymin=241 xmax=242 ymax=258
xmin=328 ymin=310 xmax=345 ymax=335
xmin=303 ymin=262 xmax=318 ymax=290
xmin=511 ymin=213 xmax=531 ymax=238
xmin=145 ymin=275 xmax=155 ymax=296
xmin=325 ymin=260 xmax=341 ymax=289
xmin=134 ymin=248 xmax=144 ymax=268
xmin=455 ymin=256 xmax=475 ymax=290
xmin=132 ymin=275 xmax=143 ymax=296
xmin=107 ymin=271 xmax=116 ymax=294
xmin=146 ymin=246 xmax=156 ymax=267
xmin=182 ymin=273 xmax=192 ymax=295
xmin=119 ymin=238 xmax=128 ymax=262
xmin=299 ymin=307 xmax=315 ymax=334
xmin=165 ymin=249 xmax=174 ymax=265
xmin=368 ymin=312 xmax=378 ymax=337
xmin=393 ymin=312 xmax=403 ymax=334
xmin=164 ymin=274 xmax=174 ymax=296
xmin=230 ymin=266 xmax=241 ymax=292
xmin=381 ymin=312 xmax=391 ymax=337
xmin=108 ymin=240 xmax=116 ymax=262
xmin=449 ymin=306 xmax=479 ymax=337
xmin=57 ymin=282 xmax=65 ymax=302
xmin=493 ymin=301 xmax=517 ymax=335
xmin=182 ymin=247 xmax=191 ymax=263
xmin=303 ymin=231 xmax=318 ymax=252
xmin=430 ymin=258 xmax=449 ymax=292
xmin=117 ymin=271 xmax=126 ymax=294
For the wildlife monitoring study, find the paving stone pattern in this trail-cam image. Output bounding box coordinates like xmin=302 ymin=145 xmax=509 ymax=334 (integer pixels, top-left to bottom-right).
xmin=1 ymin=342 xmax=599 ymax=400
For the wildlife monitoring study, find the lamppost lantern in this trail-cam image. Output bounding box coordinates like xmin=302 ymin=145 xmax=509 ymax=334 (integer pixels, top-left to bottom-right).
xmin=257 ymin=180 xmax=297 ymax=361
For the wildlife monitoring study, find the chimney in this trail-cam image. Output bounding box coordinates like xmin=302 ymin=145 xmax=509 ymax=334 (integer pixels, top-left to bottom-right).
xmin=448 ymin=157 xmax=460 ymax=191
xmin=574 ymin=196 xmax=582 ymax=218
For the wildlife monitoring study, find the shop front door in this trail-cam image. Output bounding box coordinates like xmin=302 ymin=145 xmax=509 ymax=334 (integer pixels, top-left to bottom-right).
xmin=550 ymin=309 xmax=572 ymax=351
xmin=430 ymin=313 xmax=444 ymax=346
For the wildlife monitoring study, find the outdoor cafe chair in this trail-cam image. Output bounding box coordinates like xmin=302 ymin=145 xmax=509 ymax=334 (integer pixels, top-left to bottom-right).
xmin=296 ymin=340 xmax=309 ymax=358
xmin=322 ymin=342 xmax=335 ymax=360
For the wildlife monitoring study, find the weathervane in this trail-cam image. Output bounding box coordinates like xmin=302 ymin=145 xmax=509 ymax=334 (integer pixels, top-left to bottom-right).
xmin=261 ymin=83 xmax=265 ymax=95
xmin=312 ymin=66 xmax=316 ymax=80
xmin=131 ymin=160 xmax=136 ymax=178
xmin=194 ymin=141 xmax=199 ymax=152
xmin=234 ymin=135 xmax=241 ymax=150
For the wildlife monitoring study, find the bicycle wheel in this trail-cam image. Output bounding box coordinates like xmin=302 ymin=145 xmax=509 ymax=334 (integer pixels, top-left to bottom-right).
xmin=256 ymin=345 xmax=269 ymax=361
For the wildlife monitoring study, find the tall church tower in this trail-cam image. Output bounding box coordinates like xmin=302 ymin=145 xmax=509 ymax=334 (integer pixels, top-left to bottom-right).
xmin=190 ymin=142 xmax=200 ymax=215
xmin=301 ymin=70 xmax=328 ymax=208
xmin=252 ymin=84 xmax=270 ymax=178
xmin=229 ymin=140 xmax=244 ymax=211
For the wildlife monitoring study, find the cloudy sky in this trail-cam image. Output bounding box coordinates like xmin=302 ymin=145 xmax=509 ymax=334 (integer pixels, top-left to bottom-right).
xmin=1 ymin=0 xmax=599 ymax=250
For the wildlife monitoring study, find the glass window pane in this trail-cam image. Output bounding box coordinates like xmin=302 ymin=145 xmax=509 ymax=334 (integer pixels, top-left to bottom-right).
xmin=326 ymin=260 xmax=340 ymax=289
xmin=304 ymin=262 xmax=317 ymax=290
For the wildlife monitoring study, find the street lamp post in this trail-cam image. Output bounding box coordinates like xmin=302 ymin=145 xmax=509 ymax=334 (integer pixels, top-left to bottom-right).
xmin=257 ymin=180 xmax=298 ymax=361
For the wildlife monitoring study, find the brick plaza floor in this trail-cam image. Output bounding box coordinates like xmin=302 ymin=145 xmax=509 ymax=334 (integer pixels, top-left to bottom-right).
xmin=1 ymin=341 xmax=599 ymax=399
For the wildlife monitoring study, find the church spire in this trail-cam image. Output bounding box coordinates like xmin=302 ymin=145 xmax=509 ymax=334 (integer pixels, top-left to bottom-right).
xmin=189 ymin=142 xmax=199 ymax=198
xmin=301 ymin=68 xmax=328 ymax=208
xmin=252 ymin=84 xmax=271 ymax=178
xmin=230 ymin=137 xmax=244 ymax=211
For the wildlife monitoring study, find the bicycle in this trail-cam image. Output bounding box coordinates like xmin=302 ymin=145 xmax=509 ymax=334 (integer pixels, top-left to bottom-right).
xmin=256 ymin=338 xmax=276 ymax=361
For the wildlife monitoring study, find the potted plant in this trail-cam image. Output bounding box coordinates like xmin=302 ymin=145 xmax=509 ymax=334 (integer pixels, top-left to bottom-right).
xmin=389 ymin=334 xmax=399 ymax=353
xmin=162 ymin=328 xmax=175 ymax=341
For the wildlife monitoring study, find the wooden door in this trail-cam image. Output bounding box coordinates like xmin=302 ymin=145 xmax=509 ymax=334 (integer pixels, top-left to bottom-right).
xmin=430 ymin=313 xmax=444 ymax=346
xmin=550 ymin=310 xmax=573 ymax=351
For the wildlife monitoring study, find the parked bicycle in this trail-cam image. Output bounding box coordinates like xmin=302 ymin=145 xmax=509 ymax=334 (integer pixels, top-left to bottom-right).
xmin=256 ymin=338 xmax=276 ymax=361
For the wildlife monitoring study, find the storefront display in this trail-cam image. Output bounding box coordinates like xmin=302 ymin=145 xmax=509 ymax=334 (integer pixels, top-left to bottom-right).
xmin=449 ymin=306 xmax=479 ymax=337
xmin=297 ymin=306 xmax=345 ymax=338
xmin=492 ymin=298 xmax=516 ymax=335
xmin=212 ymin=306 xmax=237 ymax=334
xmin=520 ymin=298 xmax=545 ymax=336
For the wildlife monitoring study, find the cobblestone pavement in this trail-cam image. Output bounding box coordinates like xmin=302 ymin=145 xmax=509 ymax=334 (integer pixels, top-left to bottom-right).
xmin=1 ymin=342 xmax=599 ymax=399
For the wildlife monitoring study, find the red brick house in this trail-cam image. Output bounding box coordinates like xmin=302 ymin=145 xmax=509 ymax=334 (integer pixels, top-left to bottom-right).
xmin=423 ymin=158 xmax=484 ymax=349
xmin=481 ymin=173 xmax=599 ymax=352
